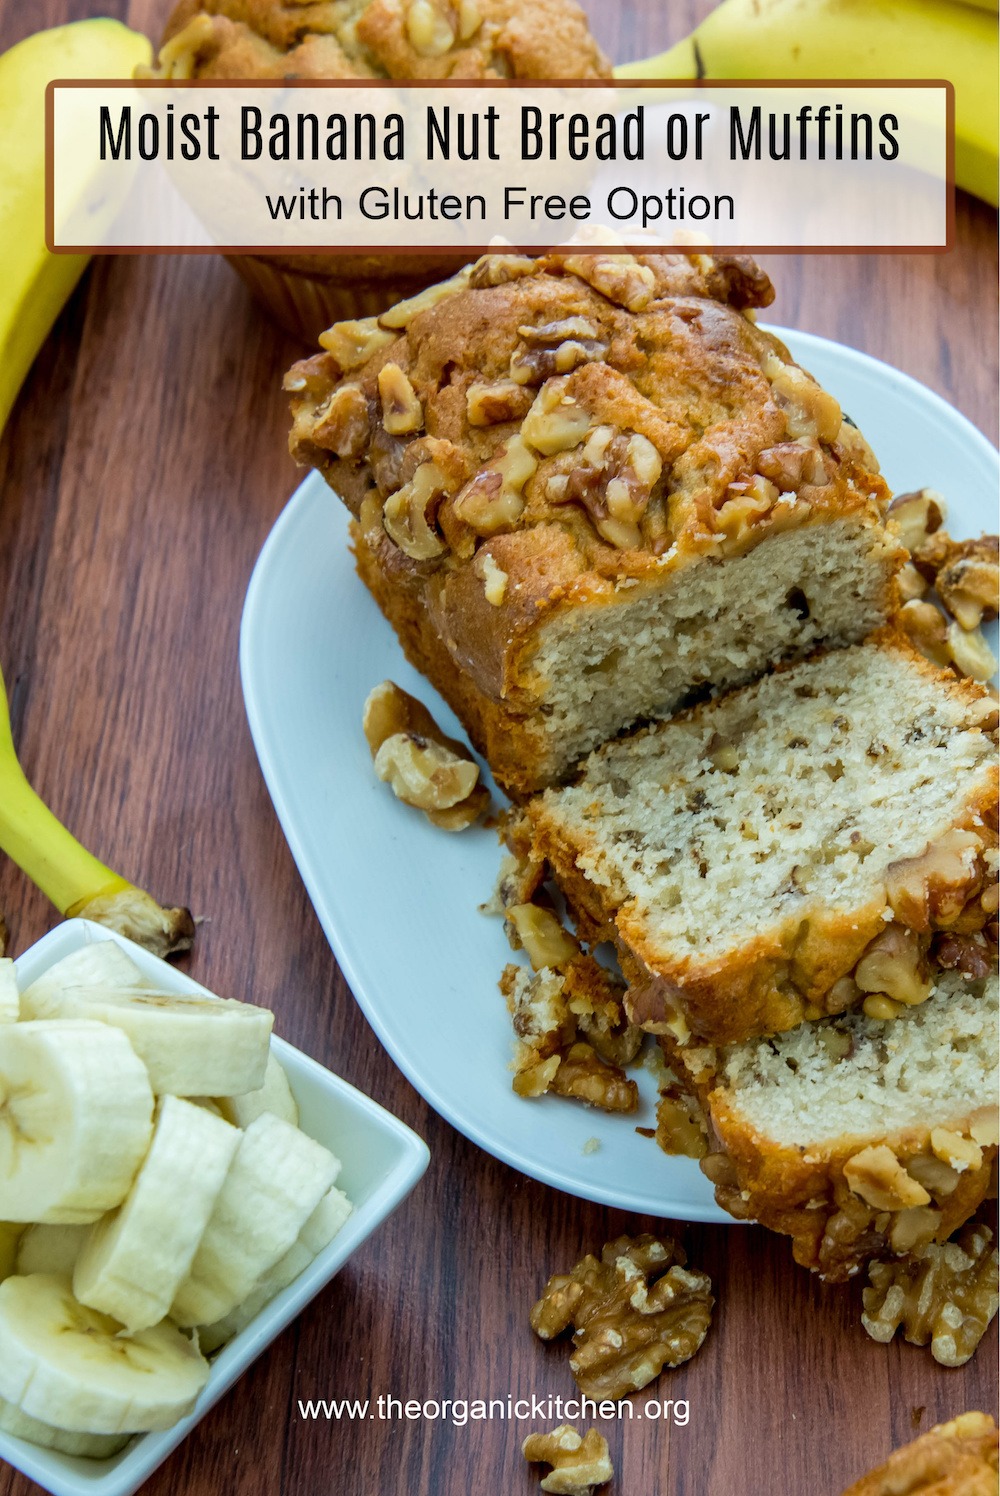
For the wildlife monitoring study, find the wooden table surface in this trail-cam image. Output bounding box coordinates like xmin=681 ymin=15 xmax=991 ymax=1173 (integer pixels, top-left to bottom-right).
xmin=0 ymin=3 xmax=997 ymax=1493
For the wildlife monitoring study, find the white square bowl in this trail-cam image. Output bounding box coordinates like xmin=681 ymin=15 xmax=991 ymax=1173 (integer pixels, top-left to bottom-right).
xmin=0 ymin=919 xmax=430 ymax=1496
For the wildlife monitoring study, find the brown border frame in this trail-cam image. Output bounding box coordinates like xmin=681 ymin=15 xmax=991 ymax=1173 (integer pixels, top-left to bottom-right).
xmin=45 ymin=77 xmax=956 ymax=255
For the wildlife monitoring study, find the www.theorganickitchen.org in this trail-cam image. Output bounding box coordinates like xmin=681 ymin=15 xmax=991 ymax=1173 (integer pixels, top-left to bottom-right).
xmin=296 ymin=1395 xmax=691 ymax=1427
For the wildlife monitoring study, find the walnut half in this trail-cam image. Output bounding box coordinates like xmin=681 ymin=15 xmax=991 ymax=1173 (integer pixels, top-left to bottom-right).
xmin=522 ymin=1425 xmax=613 ymax=1496
xmin=861 ymin=1222 xmax=999 ymax=1367
xmin=530 ymin=1235 xmax=713 ymax=1400
xmin=363 ymin=680 xmax=489 ymax=830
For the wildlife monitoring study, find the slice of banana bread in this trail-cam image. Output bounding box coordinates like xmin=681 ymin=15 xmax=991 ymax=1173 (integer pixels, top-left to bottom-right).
xmin=673 ymin=969 xmax=998 ymax=1280
xmin=522 ymin=632 xmax=998 ymax=1046
xmin=287 ymin=250 xmax=902 ymax=795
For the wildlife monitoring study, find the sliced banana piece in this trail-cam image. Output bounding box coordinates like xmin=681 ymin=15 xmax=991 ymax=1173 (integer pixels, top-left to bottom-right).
xmin=0 ymin=1020 xmax=153 ymax=1223
xmin=0 ymin=960 xmax=17 ymax=1024
xmin=0 ymin=1394 xmax=131 ymax=1459
xmin=16 ymin=1224 xmax=89 ymax=1278
xmin=21 ymin=985 xmax=273 ymax=1097
xmin=215 ymin=1051 xmax=299 ymax=1128
xmin=0 ymin=1223 xmax=23 ymax=1281
xmin=74 ymin=1096 xmax=239 ymax=1331
xmin=171 ymin=1114 xmax=340 ymax=1328
xmin=0 ymin=1273 xmax=209 ymax=1433
xmin=198 ymin=1185 xmax=353 ymax=1354
xmin=21 ymin=942 xmax=147 ymax=1010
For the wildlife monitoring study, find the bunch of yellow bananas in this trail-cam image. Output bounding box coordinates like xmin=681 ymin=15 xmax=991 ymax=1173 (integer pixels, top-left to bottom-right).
xmin=0 ymin=19 xmax=151 ymax=440
xmin=616 ymin=0 xmax=998 ymax=206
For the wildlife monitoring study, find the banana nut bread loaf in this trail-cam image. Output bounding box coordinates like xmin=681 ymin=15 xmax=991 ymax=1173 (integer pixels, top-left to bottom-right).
xmin=520 ymin=633 xmax=998 ymax=1046
xmin=670 ymin=968 xmax=998 ymax=1279
xmin=286 ymin=250 xmax=903 ymax=795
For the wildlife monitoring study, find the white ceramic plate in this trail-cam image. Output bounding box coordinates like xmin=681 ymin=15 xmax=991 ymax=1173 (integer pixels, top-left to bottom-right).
xmin=0 ymin=919 xmax=429 ymax=1496
xmin=240 ymin=328 xmax=999 ymax=1223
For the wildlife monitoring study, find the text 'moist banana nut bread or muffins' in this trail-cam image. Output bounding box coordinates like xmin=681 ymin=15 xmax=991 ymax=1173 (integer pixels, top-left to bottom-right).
xmin=519 ymin=633 xmax=998 ymax=1046
xmin=147 ymin=0 xmax=611 ymax=337
xmin=286 ymin=250 xmax=904 ymax=794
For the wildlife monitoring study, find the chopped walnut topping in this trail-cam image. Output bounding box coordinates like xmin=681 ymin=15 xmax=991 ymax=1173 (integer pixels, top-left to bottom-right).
xmin=898 ymin=599 xmax=951 ymax=668
xmin=885 ymin=829 xmax=985 ymax=931
xmin=530 ymin=1235 xmax=713 ymax=1399
xmin=521 ymin=380 xmax=591 ymax=457
xmin=465 ymin=379 xmax=530 ymax=427
xmin=405 ymin=0 xmax=454 ymax=54
xmin=853 ymin=924 xmax=932 ymax=1007
xmin=378 ymin=362 xmax=423 ymax=435
xmin=363 ymin=680 xmax=488 ymax=830
xmin=478 ymin=551 xmax=508 ymax=605
xmin=550 ymin=426 xmax=664 ymax=551
xmin=451 ymin=434 xmax=536 ymax=537
xmin=947 ymin=621 xmax=998 ymax=682
xmin=548 ymin=1041 xmax=639 ymax=1112
xmin=318 ymin=316 xmax=397 ymax=371
xmin=862 ymin=1223 xmax=999 ymax=1367
xmin=378 ymin=268 xmax=472 ymax=329
xmin=502 ymin=966 xmax=638 ymax=1112
xmin=843 ymin=1144 xmax=931 ymax=1212
xmin=886 ymin=487 xmax=946 ymax=553
xmin=522 ymin=1425 xmax=613 ymax=1496
xmin=930 ymin=1128 xmax=984 ymax=1173
xmin=714 ymin=474 xmax=780 ymax=548
xmin=757 ymin=441 xmax=828 ymax=491
xmin=558 ymin=254 xmax=656 ymax=312
xmin=936 ymin=537 xmax=1000 ymax=630
xmin=311 ymin=383 xmax=370 ymax=458
xmin=382 ymin=460 xmax=454 ymax=560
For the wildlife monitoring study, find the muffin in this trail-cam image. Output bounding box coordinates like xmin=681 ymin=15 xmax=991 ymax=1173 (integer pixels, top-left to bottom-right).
xmin=147 ymin=0 xmax=612 ymax=338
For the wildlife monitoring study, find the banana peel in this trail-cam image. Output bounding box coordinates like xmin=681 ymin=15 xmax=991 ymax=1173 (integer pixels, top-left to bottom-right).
xmin=0 ymin=19 xmax=152 ymax=439
xmin=0 ymin=662 xmax=195 ymax=958
xmin=615 ymin=0 xmax=999 ymax=207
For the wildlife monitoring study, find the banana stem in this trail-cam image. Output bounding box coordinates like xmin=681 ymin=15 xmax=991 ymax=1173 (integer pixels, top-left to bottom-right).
xmin=0 ymin=665 xmax=194 ymax=957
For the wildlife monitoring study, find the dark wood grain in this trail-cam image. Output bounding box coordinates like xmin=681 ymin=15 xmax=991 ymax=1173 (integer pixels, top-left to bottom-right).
xmin=0 ymin=2 xmax=996 ymax=1492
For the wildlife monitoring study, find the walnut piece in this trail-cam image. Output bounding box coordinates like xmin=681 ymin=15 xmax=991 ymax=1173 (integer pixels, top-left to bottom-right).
xmin=886 ymin=487 xmax=946 ymax=553
xmin=318 ymin=316 xmax=397 ymax=371
xmin=947 ymin=621 xmax=998 ymax=682
xmin=378 ymin=362 xmax=423 ymax=435
xmin=530 ymin=1235 xmax=713 ymax=1399
xmin=552 ymin=425 xmax=664 ymax=551
xmin=521 ymin=380 xmax=591 ymax=457
xmin=451 ymin=434 xmax=536 ymax=538
xmin=363 ymin=680 xmax=488 ymax=830
xmin=898 ymin=599 xmax=951 ymax=668
xmin=843 ymin=1144 xmax=931 ymax=1212
xmin=382 ymin=460 xmax=453 ymax=560
xmin=405 ymin=0 xmax=454 ymax=54
xmin=936 ymin=537 xmax=999 ymax=630
xmin=522 ymin=1425 xmax=613 ymax=1496
xmin=853 ymin=924 xmax=932 ymax=1007
xmin=861 ymin=1223 xmax=999 ymax=1367
xmin=885 ymin=829 xmax=985 ymax=931
xmin=839 ymin=1412 xmax=999 ymax=1496
xmin=557 ymin=253 xmax=656 ymax=312
xmin=655 ymin=1082 xmax=709 ymax=1158
xmin=465 ymin=380 xmax=530 ymax=427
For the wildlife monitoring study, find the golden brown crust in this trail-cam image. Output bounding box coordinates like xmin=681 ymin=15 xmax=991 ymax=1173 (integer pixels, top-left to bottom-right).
xmin=153 ymin=0 xmax=611 ymax=80
xmin=839 ymin=1413 xmax=999 ymax=1496
xmin=524 ymin=631 xmax=999 ymax=1045
xmin=697 ymin=1093 xmax=996 ymax=1281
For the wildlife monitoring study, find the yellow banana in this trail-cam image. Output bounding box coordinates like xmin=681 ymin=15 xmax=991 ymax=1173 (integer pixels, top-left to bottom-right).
xmin=616 ymin=0 xmax=998 ymax=207
xmin=0 ymin=19 xmax=152 ymax=438
xmin=0 ymin=662 xmax=195 ymax=957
